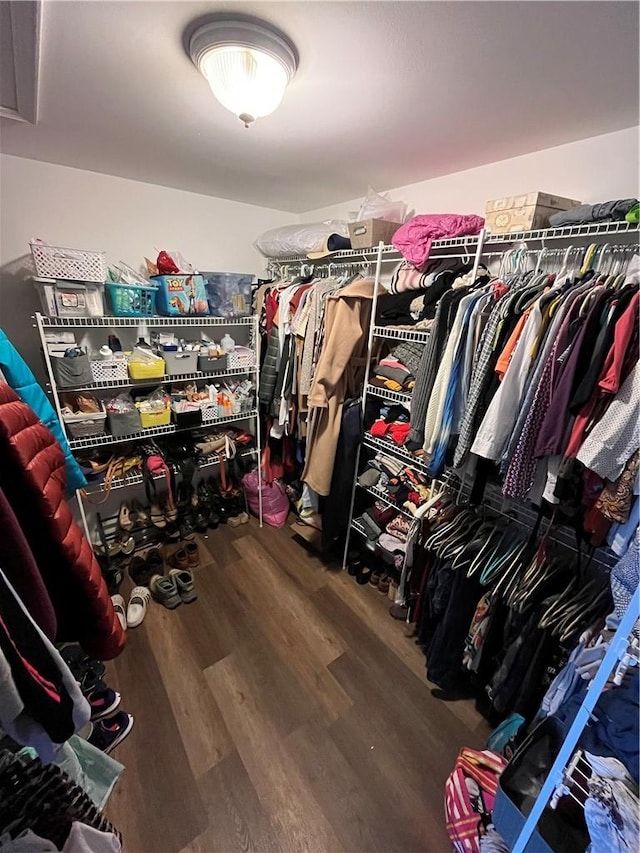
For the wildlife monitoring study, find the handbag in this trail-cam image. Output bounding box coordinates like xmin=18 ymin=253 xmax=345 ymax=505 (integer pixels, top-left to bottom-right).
xmin=242 ymin=467 xmax=289 ymax=528
xmin=445 ymin=748 xmax=507 ymax=853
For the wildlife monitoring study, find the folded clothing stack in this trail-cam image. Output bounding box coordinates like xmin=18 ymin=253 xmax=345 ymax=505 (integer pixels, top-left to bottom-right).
xmin=358 ymin=451 xmax=430 ymax=515
xmin=354 ymin=501 xmax=411 ymax=569
xmin=368 ymin=402 xmax=411 ymax=445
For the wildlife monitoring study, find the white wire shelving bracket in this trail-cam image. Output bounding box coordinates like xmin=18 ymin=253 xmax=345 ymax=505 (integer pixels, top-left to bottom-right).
xmin=60 ymin=365 xmax=257 ymax=393
xmin=350 ymin=517 xmax=368 ymax=539
xmin=360 ymin=482 xmax=415 ymax=519
xmin=372 ymin=325 xmax=431 ymax=343
xmin=364 ymin=383 xmax=413 ymax=406
xmin=39 ymin=315 xmax=255 ymax=328
xmin=69 ymin=408 xmax=258 ymax=451
xmin=362 ymin=434 xmax=430 ymax=476
xmin=83 ymin=446 xmax=258 ymax=495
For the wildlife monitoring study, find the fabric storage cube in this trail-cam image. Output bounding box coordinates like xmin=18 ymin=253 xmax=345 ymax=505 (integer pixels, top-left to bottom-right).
xmin=90 ymin=359 xmax=128 ymax=384
xmin=107 ymin=409 xmax=142 ymax=437
xmin=198 ymin=354 xmax=228 ymax=374
xmin=138 ymin=406 xmax=171 ymax=429
xmin=151 ymin=275 xmax=209 ymax=316
xmin=51 ymin=353 xmax=94 ymax=388
xmin=163 ymin=351 xmax=198 ymax=376
xmin=202 ymin=272 xmax=253 ymax=318
xmin=35 ymin=279 xmax=104 ymax=318
xmin=128 ymin=358 xmax=165 ymax=380
xmin=348 ymin=219 xmax=402 ymax=249
xmin=63 ymin=406 xmax=107 ymax=439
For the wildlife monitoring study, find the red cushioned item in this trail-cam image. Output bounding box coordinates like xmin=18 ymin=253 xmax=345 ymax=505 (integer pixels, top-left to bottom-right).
xmin=388 ymin=422 xmax=410 ymax=445
xmin=0 ymin=383 xmax=126 ymax=660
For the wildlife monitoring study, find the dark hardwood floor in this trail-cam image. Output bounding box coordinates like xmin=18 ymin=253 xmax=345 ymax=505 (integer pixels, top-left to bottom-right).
xmin=105 ymin=519 xmax=490 ymax=853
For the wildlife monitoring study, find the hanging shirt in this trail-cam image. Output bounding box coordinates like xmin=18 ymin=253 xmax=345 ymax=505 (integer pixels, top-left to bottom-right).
xmin=471 ymin=296 xmax=546 ymax=461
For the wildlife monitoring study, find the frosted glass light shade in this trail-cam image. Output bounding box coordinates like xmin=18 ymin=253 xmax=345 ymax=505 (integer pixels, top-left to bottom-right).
xmin=200 ymin=46 xmax=289 ymax=125
xmin=189 ymin=18 xmax=298 ymax=127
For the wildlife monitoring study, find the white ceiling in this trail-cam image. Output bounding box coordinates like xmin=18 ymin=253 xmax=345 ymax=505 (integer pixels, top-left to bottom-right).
xmin=1 ymin=1 xmax=638 ymax=213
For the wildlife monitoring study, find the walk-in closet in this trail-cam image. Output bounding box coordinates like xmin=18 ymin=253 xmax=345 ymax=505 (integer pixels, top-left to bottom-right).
xmin=0 ymin=1 xmax=638 ymax=851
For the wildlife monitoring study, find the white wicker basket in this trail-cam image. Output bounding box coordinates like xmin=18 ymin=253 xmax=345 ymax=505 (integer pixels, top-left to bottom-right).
xmin=229 ymin=349 xmax=255 ymax=369
xmin=30 ymin=243 xmax=107 ymax=283
xmin=200 ymin=401 xmax=221 ymax=422
xmin=90 ymin=359 xmax=128 ymax=384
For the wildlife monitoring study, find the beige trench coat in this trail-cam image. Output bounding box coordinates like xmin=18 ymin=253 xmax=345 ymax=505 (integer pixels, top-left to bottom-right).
xmin=302 ymin=279 xmax=379 ymax=496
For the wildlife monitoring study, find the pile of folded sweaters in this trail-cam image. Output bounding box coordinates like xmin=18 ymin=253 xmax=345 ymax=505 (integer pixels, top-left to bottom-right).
xmin=369 ymin=342 xmax=424 ymax=394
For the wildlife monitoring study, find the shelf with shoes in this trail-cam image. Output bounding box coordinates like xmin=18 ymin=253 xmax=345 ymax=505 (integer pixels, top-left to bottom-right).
xmin=83 ymin=446 xmax=258 ymax=494
xmin=34 ymin=311 xmax=264 ymax=538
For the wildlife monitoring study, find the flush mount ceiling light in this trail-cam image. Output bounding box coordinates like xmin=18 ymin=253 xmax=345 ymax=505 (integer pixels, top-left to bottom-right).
xmin=189 ymin=18 xmax=298 ymax=128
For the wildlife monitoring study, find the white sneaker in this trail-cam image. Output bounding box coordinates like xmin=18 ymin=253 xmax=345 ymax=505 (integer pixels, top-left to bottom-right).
xmin=127 ymin=586 xmax=151 ymax=628
xmin=111 ymin=594 xmax=127 ymax=632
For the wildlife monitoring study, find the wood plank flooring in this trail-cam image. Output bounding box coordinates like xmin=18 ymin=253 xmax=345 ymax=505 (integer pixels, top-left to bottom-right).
xmin=106 ymin=519 xmax=490 ymax=853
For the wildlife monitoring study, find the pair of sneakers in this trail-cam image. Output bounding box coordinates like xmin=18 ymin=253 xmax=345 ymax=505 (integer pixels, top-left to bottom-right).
xmin=149 ymin=543 xmax=199 ymax=609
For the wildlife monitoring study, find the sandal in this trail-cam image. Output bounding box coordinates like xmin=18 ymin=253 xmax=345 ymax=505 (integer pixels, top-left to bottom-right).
xmin=118 ymin=502 xmax=133 ymax=531
xmin=130 ymin=498 xmax=148 ymax=526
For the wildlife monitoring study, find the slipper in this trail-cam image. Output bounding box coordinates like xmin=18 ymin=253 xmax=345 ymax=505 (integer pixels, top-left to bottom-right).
xmin=111 ymin=594 xmax=127 ymax=631
xmin=146 ymin=547 xmax=164 ymax=577
xmin=127 ymin=586 xmax=151 ymax=627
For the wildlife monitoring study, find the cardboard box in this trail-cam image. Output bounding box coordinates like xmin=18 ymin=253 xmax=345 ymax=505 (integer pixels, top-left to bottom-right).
xmin=485 ymin=193 xmax=582 ymax=234
xmin=348 ymin=219 xmax=402 ymax=249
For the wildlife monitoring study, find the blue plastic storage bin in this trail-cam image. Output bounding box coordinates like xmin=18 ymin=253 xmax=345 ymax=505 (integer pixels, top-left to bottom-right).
xmin=105 ymin=282 xmax=158 ymax=317
xmin=151 ymin=274 xmax=209 ymax=316
xmin=202 ymin=271 xmax=253 ymax=318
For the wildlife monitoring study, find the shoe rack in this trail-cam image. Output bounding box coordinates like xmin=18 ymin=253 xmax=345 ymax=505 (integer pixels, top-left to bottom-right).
xmin=34 ymin=313 xmax=264 ymax=541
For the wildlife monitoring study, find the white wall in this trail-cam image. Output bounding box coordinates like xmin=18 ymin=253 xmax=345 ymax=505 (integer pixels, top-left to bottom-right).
xmin=0 ymin=154 xmax=292 ymax=379
xmin=300 ymin=127 xmax=640 ymax=221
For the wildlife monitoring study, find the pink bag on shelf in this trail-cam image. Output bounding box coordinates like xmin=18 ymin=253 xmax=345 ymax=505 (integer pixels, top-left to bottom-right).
xmin=242 ymin=468 xmax=289 ymax=528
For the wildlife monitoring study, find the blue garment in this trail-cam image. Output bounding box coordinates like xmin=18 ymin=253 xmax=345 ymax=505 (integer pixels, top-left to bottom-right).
xmin=429 ymin=294 xmax=481 ymax=476
xmin=0 ymin=329 xmax=86 ymax=491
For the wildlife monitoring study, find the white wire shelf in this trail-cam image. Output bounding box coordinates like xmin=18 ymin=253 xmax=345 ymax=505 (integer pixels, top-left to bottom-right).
xmin=350 ymin=517 xmax=369 ymax=538
xmin=68 ymin=408 xmax=258 ymax=450
xmin=362 ymin=434 xmax=430 ymax=475
xmin=38 ymin=315 xmax=255 ymax=328
xmin=82 ymin=447 xmax=257 ymax=494
xmin=372 ymin=325 xmax=430 ymax=343
xmin=59 ymin=365 xmax=257 ymax=393
xmin=483 ymin=220 xmax=639 ymax=245
xmin=359 ymin=482 xmax=415 ymax=520
xmin=268 ymin=221 xmax=639 ymax=265
xmin=365 ymin=384 xmax=413 ymax=406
